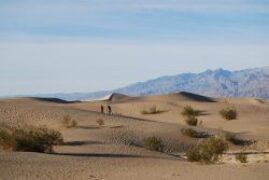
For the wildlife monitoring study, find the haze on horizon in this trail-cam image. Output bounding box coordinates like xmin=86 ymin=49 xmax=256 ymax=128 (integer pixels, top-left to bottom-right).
xmin=1 ymin=0 xmax=269 ymax=96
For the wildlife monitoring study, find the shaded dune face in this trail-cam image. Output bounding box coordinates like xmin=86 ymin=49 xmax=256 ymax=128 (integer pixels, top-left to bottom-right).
xmin=30 ymin=97 xmax=80 ymax=104
xmin=105 ymin=91 xmax=216 ymax=103
xmin=175 ymin=91 xmax=216 ymax=102
xmin=1 ymin=92 xmax=269 ymax=180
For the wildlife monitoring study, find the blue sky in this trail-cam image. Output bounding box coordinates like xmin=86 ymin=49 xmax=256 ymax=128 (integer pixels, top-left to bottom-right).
xmin=0 ymin=0 xmax=269 ymax=96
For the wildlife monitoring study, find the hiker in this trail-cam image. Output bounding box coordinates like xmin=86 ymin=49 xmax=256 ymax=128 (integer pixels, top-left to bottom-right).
xmin=100 ymin=105 xmax=104 ymax=114
xmin=108 ymin=105 xmax=112 ymax=115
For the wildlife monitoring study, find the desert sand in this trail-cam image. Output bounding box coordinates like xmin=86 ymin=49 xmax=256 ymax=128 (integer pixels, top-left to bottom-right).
xmin=1 ymin=92 xmax=269 ymax=180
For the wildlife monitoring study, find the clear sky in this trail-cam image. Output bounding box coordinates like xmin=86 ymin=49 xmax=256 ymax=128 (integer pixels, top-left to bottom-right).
xmin=0 ymin=0 xmax=269 ymax=96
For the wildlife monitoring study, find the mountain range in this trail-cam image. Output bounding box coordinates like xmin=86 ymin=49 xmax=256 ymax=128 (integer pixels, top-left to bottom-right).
xmin=39 ymin=66 xmax=269 ymax=101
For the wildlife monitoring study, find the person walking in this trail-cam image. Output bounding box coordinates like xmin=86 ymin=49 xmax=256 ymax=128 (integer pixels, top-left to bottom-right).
xmin=100 ymin=105 xmax=104 ymax=114
xmin=107 ymin=105 xmax=112 ymax=115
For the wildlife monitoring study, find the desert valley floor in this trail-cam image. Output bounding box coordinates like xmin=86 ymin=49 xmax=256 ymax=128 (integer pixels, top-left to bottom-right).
xmin=1 ymin=92 xmax=269 ymax=180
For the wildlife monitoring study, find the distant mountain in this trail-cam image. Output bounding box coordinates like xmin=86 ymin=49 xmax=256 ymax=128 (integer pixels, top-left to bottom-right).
xmin=40 ymin=67 xmax=269 ymax=101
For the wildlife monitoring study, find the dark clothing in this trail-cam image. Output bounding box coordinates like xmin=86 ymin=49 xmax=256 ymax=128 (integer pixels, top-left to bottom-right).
xmin=101 ymin=105 xmax=104 ymax=114
xmin=108 ymin=106 xmax=112 ymax=115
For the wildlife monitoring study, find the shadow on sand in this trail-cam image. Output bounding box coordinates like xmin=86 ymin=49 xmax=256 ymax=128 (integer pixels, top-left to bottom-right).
xmin=61 ymin=140 xmax=105 ymax=146
xmin=49 ymin=152 xmax=181 ymax=161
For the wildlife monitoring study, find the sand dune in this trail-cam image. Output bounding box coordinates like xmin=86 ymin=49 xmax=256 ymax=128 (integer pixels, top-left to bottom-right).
xmin=1 ymin=92 xmax=269 ymax=179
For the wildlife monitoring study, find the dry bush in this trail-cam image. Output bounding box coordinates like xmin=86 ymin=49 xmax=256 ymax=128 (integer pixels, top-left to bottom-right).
xmin=186 ymin=136 xmax=228 ymax=164
xmin=144 ymin=136 xmax=163 ymax=152
xmin=0 ymin=123 xmax=63 ymax=153
xmin=181 ymin=106 xmax=199 ymax=117
xmin=181 ymin=106 xmax=199 ymax=126
xmin=235 ymin=153 xmax=248 ymax=163
xmin=220 ymin=107 xmax=237 ymax=120
xmin=70 ymin=120 xmax=78 ymax=127
xmin=96 ymin=119 xmax=105 ymax=126
xmin=62 ymin=115 xmax=77 ymax=128
xmin=181 ymin=128 xmax=199 ymax=138
xmin=141 ymin=106 xmax=163 ymax=115
xmin=0 ymin=127 xmax=16 ymax=151
xmin=13 ymin=125 xmax=63 ymax=153
xmin=181 ymin=128 xmax=209 ymax=138
xmin=184 ymin=115 xmax=198 ymax=126
xmin=62 ymin=115 xmax=71 ymax=126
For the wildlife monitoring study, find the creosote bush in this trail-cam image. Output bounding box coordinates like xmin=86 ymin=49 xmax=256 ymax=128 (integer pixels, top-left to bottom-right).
xmin=144 ymin=136 xmax=163 ymax=152
xmin=14 ymin=125 xmax=63 ymax=152
xmin=62 ymin=115 xmax=77 ymax=128
xmin=0 ymin=127 xmax=16 ymax=150
xmin=220 ymin=107 xmax=237 ymax=120
xmin=186 ymin=136 xmax=228 ymax=164
xmin=235 ymin=153 xmax=248 ymax=163
xmin=184 ymin=115 xmax=198 ymax=126
xmin=181 ymin=128 xmax=209 ymax=138
xmin=141 ymin=106 xmax=158 ymax=115
xmin=182 ymin=106 xmax=199 ymax=126
xmin=96 ymin=119 xmax=105 ymax=126
xmin=0 ymin=123 xmax=63 ymax=153
xmin=181 ymin=106 xmax=199 ymax=117
xmin=181 ymin=128 xmax=199 ymax=138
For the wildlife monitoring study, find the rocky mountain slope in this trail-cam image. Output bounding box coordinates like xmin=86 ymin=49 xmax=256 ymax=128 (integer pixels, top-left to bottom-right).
xmin=39 ymin=67 xmax=269 ymax=101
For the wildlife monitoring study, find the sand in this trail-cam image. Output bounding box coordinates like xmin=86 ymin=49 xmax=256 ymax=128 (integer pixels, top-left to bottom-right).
xmin=0 ymin=93 xmax=269 ymax=179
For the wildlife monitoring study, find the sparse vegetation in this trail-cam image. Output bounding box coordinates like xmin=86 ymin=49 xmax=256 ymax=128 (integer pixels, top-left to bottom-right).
xmin=144 ymin=136 xmax=163 ymax=152
xmin=181 ymin=106 xmax=199 ymax=117
xmin=0 ymin=123 xmax=63 ymax=153
xmin=62 ymin=115 xmax=77 ymax=128
xmin=70 ymin=120 xmax=77 ymax=127
xmin=220 ymin=107 xmax=237 ymax=120
xmin=141 ymin=106 xmax=157 ymax=114
xmin=181 ymin=106 xmax=199 ymax=126
xmin=186 ymin=136 xmax=228 ymax=164
xmin=184 ymin=115 xmax=198 ymax=126
xmin=181 ymin=128 xmax=209 ymax=138
xmin=96 ymin=119 xmax=105 ymax=126
xmin=0 ymin=127 xmax=16 ymax=150
xmin=235 ymin=153 xmax=248 ymax=163
xmin=141 ymin=106 xmax=166 ymax=115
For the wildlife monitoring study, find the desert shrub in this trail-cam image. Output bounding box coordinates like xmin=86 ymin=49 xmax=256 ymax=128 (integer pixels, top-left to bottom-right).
xmin=144 ymin=136 xmax=163 ymax=152
xmin=62 ymin=115 xmax=71 ymax=124
xmin=181 ymin=128 xmax=199 ymax=138
xmin=220 ymin=107 xmax=237 ymax=120
xmin=13 ymin=125 xmax=63 ymax=153
xmin=198 ymin=120 xmax=203 ymax=126
xmin=0 ymin=127 xmax=16 ymax=150
xmin=186 ymin=136 xmax=228 ymax=164
xmin=235 ymin=153 xmax=248 ymax=163
xmin=181 ymin=128 xmax=209 ymax=138
xmin=141 ymin=106 xmax=157 ymax=115
xmin=71 ymin=120 xmax=77 ymax=127
xmin=181 ymin=106 xmax=198 ymax=117
xmin=0 ymin=123 xmax=63 ymax=153
xmin=184 ymin=115 xmax=198 ymax=126
xmin=96 ymin=119 xmax=105 ymax=126
xmin=62 ymin=115 xmax=77 ymax=128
